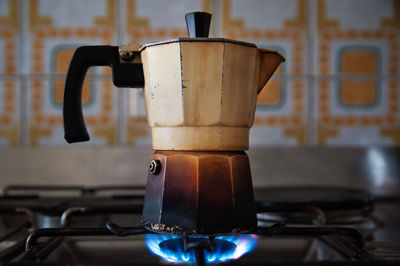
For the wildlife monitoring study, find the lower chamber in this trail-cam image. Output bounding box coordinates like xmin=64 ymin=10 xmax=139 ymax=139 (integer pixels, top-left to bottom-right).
xmin=142 ymin=150 xmax=257 ymax=235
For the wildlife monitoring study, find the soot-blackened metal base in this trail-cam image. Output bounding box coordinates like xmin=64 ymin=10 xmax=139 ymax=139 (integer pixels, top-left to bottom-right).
xmin=141 ymin=151 xmax=257 ymax=235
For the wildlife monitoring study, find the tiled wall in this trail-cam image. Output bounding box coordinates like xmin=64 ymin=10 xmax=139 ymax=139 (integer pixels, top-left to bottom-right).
xmin=0 ymin=0 xmax=399 ymax=147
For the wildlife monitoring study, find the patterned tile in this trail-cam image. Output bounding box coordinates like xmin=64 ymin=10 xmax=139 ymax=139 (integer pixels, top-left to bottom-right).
xmin=252 ymin=78 xmax=308 ymax=146
xmin=314 ymin=78 xmax=399 ymax=145
xmin=124 ymin=88 xmax=150 ymax=145
xmin=314 ymin=0 xmax=400 ymax=145
xmin=0 ymin=0 xmax=20 ymax=146
xmin=24 ymin=0 xmax=119 ymax=145
xmin=315 ymin=25 xmax=398 ymax=77
xmin=27 ymin=76 xmax=118 ymax=145
xmin=0 ymin=0 xmax=398 ymax=147
xmin=0 ymin=77 xmax=20 ymax=146
xmin=25 ymin=0 xmax=117 ymax=74
xmin=0 ymin=0 xmax=19 ymax=74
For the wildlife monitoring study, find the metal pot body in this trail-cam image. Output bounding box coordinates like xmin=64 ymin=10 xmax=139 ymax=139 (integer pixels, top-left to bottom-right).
xmin=141 ymin=40 xmax=260 ymax=151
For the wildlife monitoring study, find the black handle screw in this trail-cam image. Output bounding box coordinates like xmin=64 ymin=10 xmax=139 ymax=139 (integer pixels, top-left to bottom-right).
xmin=149 ymin=160 xmax=161 ymax=175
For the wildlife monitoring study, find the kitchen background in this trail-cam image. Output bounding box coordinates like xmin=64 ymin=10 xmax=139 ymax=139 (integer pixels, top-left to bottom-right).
xmin=0 ymin=0 xmax=399 ymax=190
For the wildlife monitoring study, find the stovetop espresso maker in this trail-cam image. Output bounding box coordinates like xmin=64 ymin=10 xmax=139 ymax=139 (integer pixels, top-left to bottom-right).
xmin=63 ymin=12 xmax=284 ymax=236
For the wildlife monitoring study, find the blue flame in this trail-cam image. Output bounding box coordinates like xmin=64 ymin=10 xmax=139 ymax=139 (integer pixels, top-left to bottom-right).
xmin=145 ymin=234 xmax=258 ymax=264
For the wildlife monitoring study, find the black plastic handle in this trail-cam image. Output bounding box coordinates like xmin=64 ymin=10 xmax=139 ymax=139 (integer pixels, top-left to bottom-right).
xmin=63 ymin=45 xmax=144 ymax=143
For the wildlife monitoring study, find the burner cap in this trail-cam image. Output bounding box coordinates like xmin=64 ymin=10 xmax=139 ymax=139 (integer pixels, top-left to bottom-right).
xmin=147 ymin=234 xmax=257 ymax=264
xmin=255 ymin=186 xmax=375 ymax=212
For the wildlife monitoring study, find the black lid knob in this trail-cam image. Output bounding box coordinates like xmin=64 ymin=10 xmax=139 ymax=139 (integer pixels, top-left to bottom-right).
xmin=185 ymin=12 xmax=211 ymax=38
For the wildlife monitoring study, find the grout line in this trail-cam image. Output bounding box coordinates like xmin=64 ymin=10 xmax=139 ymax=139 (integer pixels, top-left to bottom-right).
xmin=116 ymin=0 xmax=122 ymax=145
xmin=116 ymin=0 xmax=122 ymax=46
xmin=20 ymin=76 xmax=28 ymax=146
xmin=18 ymin=0 xmax=27 ymax=146
xmin=306 ymin=0 xmax=315 ymax=146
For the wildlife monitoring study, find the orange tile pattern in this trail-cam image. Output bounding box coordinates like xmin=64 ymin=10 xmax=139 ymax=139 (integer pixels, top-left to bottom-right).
xmin=54 ymin=48 xmax=91 ymax=105
xmin=340 ymin=50 xmax=377 ymax=105
xmin=28 ymin=0 xmax=117 ymax=145
xmin=0 ymin=0 xmax=398 ymax=146
xmin=258 ymin=80 xmax=282 ymax=106
xmin=0 ymin=0 xmax=19 ymax=146
xmin=316 ymin=0 xmax=399 ymax=145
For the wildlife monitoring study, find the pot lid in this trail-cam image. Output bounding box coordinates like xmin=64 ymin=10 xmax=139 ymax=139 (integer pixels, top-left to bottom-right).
xmin=139 ymin=12 xmax=258 ymax=51
xmin=139 ymin=37 xmax=257 ymax=51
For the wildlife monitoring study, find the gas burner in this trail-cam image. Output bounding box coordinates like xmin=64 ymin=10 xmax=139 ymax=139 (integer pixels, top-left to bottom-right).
xmin=1 ymin=185 xmax=399 ymax=265
xmin=255 ymin=186 xmax=375 ymax=226
xmin=146 ymin=234 xmax=258 ymax=264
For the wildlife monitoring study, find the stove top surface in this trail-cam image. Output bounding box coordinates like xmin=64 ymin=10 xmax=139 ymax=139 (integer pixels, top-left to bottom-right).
xmin=0 ymin=185 xmax=399 ymax=265
xmin=255 ymin=186 xmax=375 ymax=211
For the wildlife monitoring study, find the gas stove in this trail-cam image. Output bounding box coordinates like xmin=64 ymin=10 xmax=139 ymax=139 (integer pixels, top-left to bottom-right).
xmin=0 ymin=185 xmax=399 ymax=265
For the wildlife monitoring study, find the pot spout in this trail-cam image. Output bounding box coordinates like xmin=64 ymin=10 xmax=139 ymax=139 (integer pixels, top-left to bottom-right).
xmin=257 ymin=48 xmax=285 ymax=94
